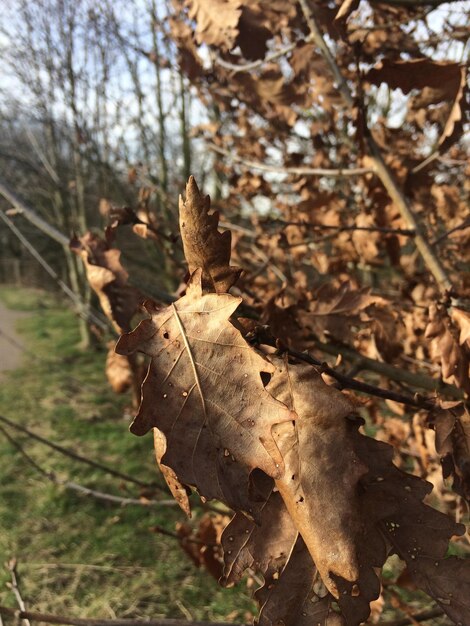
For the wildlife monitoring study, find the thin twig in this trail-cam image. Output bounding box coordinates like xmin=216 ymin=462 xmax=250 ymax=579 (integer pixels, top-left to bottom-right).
xmin=286 ymin=348 xmax=438 ymax=409
xmin=219 ymin=218 xmax=416 ymax=238
xmin=58 ymin=481 xmax=177 ymax=508
xmin=208 ymin=144 xmax=372 ymax=177
xmin=5 ymin=559 xmax=31 ymax=626
xmin=268 ymin=219 xmax=416 ymax=237
xmin=313 ymin=341 xmax=462 ymax=399
xmin=432 ymin=216 xmax=470 ymax=246
xmin=0 ymin=606 xmax=243 ymax=626
xmin=0 ymin=423 xmax=177 ymax=509
xmin=213 ymin=35 xmax=313 ymax=74
xmin=0 ymin=414 xmax=159 ymax=489
xmin=150 ymin=524 xmax=218 ymax=548
xmin=379 ymin=606 xmax=444 ymax=626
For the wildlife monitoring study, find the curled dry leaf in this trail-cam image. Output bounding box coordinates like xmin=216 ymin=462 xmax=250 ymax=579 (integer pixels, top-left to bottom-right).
xmin=105 ymin=342 xmax=133 ymax=393
xmin=220 ymin=358 xmax=468 ymax=625
xmin=175 ymin=512 xmax=228 ymax=579
xmin=235 ymin=2 xmax=271 ymax=60
xmin=366 ymin=60 xmax=467 ymax=151
xmin=179 ymin=176 xmax=241 ymax=293
xmin=108 ymin=206 xmax=160 ymax=242
xmin=116 ymin=270 xmax=294 ymax=515
xmin=221 ymin=473 xmax=296 ymax=588
xmin=257 ymin=536 xmax=342 ymax=626
xmin=425 ymin=304 xmax=470 ymax=394
xmin=186 ymin=0 xmax=242 ymax=51
xmin=452 ymin=308 xmax=470 ymax=347
xmin=70 ymin=231 xmax=142 ymax=333
xmin=430 ymin=401 xmax=470 ymax=501
xmin=366 ymin=59 xmax=464 ymax=99
xmin=268 ymin=359 xmax=368 ymax=597
xmin=297 ymin=281 xmax=386 ymax=343
xmin=153 ymin=429 xmax=191 ymax=516
xmin=71 ymin=231 xmax=145 ymax=406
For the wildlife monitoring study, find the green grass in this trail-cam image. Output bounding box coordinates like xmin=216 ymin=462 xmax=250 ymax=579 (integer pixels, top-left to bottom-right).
xmin=0 ymin=287 xmax=255 ymax=623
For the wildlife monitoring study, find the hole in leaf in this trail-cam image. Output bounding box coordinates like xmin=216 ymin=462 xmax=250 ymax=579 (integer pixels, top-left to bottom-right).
xmin=260 ymin=371 xmax=272 ymax=387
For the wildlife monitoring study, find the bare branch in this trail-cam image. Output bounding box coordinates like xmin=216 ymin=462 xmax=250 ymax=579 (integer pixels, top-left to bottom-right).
xmin=0 ymin=421 xmax=177 ymax=509
xmin=213 ymin=35 xmax=313 ymax=74
xmin=380 ymin=606 xmax=444 ymax=625
xmin=5 ymin=560 xmax=31 ymax=626
xmin=268 ymin=218 xmax=416 ymax=237
xmin=0 ymin=414 xmax=159 ymax=490
xmin=208 ymin=144 xmax=373 ymax=177
xmin=284 ymin=346 xmax=460 ymax=409
xmin=432 ymin=216 xmax=470 ymax=246
xmin=0 ymin=179 xmax=68 ymax=247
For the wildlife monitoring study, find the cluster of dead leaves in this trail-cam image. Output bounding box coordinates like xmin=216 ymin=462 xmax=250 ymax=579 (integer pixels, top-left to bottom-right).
xmin=113 ymin=178 xmax=470 ymax=626
xmin=70 ymin=229 xmax=146 ymax=404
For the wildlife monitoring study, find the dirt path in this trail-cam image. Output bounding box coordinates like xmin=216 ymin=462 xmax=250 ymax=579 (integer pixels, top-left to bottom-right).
xmin=0 ymin=301 xmax=29 ymax=377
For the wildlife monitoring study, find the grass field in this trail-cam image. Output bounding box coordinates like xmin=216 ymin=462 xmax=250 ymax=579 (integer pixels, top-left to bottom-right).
xmin=0 ymin=286 xmax=461 ymax=626
xmin=0 ymin=287 xmax=255 ymax=623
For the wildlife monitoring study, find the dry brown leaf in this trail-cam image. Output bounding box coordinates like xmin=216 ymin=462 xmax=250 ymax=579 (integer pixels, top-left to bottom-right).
xmin=186 ymin=0 xmax=242 ymax=51
xmin=366 ymin=59 xmax=464 ymax=97
xmin=452 ymin=308 xmax=470 ymax=347
xmin=153 ymin=429 xmax=191 ymax=516
xmin=116 ymin=270 xmax=294 ymax=514
xmin=425 ymin=304 xmax=470 ymax=394
xmin=105 ymin=342 xmax=133 ymax=393
xmin=430 ymin=401 xmax=470 ymax=501
xmin=268 ymin=359 xmax=367 ymax=597
xmin=235 ymin=2 xmax=271 ymax=60
xmin=299 ymin=282 xmax=383 ymax=343
xmin=220 ymin=357 xmax=468 ymax=625
xmin=257 ymin=536 xmax=343 ymax=626
xmin=70 ymin=231 xmax=142 ymax=333
xmin=169 ymin=16 xmax=204 ymax=81
xmin=334 ymin=0 xmax=360 ymax=39
xmin=179 ymin=176 xmax=241 ymax=293
xmin=290 ymin=42 xmax=316 ymax=77
xmin=221 ymin=474 xmax=296 ymax=587
xmin=176 ymin=512 xmax=228 ymax=579
xmin=367 ymin=60 xmax=467 ymax=152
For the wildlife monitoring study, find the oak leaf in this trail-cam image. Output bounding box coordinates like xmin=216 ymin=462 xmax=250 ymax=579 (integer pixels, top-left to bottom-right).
xmin=70 ymin=231 xmax=142 ymax=333
xmin=452 ymin=308 xmax=470 ymax=347
xmin=153 ymin=429 xmax=191 ymax=516
xmin=186 ymin=0 xmax=242 ymax=51
xmin=268 ymin=359 xmax=368 ymax=597
xmin=175 ymin=512 xmax=228 ymax=579
xmin=235 ymin=2 xmax=271 ymax=60
xmin=430 ymin=401 xmax=470 ymax=501
xmin=425 ymin=304 xmax=470 ymax=394
xmin=366 ymin=59 xmax=463 ymax=98
xmin=221 ymin=474 xmax=296 ymax=587
xmin=116 ymin=271 xmax=294 ymax=514
xmin=179 ymin=176 xmax=241 ymax=293
xmin=366 ymin=60 xmax=467 ymax=151
xmin=298 ymin=282 xmax=383 ymax=343
xmin=105 ymin=342 xmax=133 ymax=393
xmin=221 ymin=358 xmax=468 ymax=625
